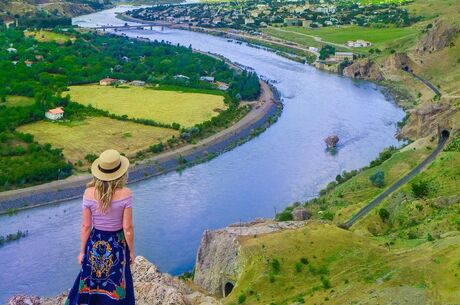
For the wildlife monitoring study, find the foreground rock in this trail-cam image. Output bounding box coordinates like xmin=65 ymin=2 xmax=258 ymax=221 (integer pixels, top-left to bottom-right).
xmin=194 ymin=219 xmax=308 ymax=296
xmin=8 ymin=256 xmax=221 ymax=305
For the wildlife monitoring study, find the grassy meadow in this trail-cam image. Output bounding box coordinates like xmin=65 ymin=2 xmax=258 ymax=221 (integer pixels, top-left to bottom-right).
xmin=263 ymin=25 xmax=419 ymax=51
xmin=226 ymin=222 xmax=460 ymax=305
xmin=67 ymin=85 xmax=227 ymax=128
xmin=24 ymin=30 xmax=72 ymax=44
xmin=17 ymin=117 xmax=178 ymax=165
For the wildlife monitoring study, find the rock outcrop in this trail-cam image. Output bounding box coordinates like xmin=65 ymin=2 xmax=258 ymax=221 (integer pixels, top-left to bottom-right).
xmin=8 ymin=256 xmax=221 ymax=305
xmin=342 ymin=58 xmax=384 ymax=81
xmin=194 ymin=219 xmax=308 ymax=296
xmin=399 ymin=103 xmax=455 ymax=139
xmin=384 ymin=53 xmax=414 ymax=72
xmin=324 ymin=135 xmax=339 ymax=149
xmin=292 ymin=207 xmax=311 ymax=221
xmin=415 ymin=20 xmax=458 ymax=55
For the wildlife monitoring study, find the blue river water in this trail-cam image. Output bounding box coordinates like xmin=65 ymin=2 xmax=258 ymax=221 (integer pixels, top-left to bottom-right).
xmin=0 ymin=6 xmax=405 ymax=302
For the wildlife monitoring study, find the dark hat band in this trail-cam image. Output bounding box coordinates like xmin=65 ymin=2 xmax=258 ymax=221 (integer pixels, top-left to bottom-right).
xmin=98 ymin=162 xmax=122 ymax=174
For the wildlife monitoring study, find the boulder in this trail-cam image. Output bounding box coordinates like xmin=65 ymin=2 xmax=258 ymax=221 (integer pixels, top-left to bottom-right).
xmin=324 ymin=135 xmax=339 ymax=149
xmin=292 ymin=207 xmax=311 ymax=221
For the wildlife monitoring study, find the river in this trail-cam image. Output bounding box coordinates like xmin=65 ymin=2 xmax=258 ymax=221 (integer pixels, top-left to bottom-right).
xmin=0 ymin=6 xmax=405 ymax=302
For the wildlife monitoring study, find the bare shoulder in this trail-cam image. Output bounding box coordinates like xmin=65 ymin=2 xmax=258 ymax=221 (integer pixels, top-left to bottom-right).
xmin=114 ymin=187 xmax=132 ymax=200
xmin=83 ymin=187 xmax=95 ymax=200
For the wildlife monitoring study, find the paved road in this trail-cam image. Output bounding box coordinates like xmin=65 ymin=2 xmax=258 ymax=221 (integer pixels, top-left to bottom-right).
xmin=342 ymin=132 xmax=449 ymax=229
xmin=403 ymin=69 xmax=442 ymax=96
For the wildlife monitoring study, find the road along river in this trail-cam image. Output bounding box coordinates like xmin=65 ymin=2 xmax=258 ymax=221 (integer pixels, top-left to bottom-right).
xmin=0 ymin=6 xmax=405 ymax=302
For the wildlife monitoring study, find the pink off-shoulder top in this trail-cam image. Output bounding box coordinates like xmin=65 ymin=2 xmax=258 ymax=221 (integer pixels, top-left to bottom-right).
xmin=82 ymin=187 xmax=132 ymax=231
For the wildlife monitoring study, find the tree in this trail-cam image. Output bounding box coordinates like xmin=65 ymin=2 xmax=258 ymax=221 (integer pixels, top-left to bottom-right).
xmin=370 ymin=171 xmax=385 ymax=187
xmin=411 ymin=179 xmax=430 ymax=198
xmin=378 ymin=208 xmax=390 ymax=222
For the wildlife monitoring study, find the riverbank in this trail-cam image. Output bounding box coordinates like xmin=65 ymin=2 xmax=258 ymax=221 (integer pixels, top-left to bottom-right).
xmin=0 ymin=80 xmax=281 ymax=214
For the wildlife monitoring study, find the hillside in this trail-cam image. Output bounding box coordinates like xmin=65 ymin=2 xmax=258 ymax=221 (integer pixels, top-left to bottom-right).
xmin=217 ymin=2 xmax=460 ymax=302
xmin=0 ymin=0 xmax=112 ymax=20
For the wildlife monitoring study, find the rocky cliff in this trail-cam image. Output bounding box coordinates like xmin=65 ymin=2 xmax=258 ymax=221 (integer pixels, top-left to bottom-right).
xmin=342 ymin=58 xmax=384 ymax=81
xmin=193 ymin=219 xmax=308 ymax=296
xmin=415 ymin=20 xmax=458 ymax=55
xmin=8 ymin=256 xmax=221 ymax=305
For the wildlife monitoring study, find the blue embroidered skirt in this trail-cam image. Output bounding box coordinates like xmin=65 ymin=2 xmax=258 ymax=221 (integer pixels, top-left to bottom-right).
xmin=66 ymin=228 xmax=135 ymax=305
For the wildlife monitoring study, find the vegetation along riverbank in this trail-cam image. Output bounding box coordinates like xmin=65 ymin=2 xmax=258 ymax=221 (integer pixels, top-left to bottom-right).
xmin=0 ymin=23 xmax=285 ymax=212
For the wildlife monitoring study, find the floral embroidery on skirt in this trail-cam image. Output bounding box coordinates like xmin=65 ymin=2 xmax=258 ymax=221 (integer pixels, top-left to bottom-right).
xmin=66 ymin=228 xmax=135 ymax=305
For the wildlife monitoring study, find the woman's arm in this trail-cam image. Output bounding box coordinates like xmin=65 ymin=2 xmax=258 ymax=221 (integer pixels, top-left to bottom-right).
xmin=78 ymin=207 xmax=92 ymax=264
xmin=123 ymin=207 xmax=135 ymax=263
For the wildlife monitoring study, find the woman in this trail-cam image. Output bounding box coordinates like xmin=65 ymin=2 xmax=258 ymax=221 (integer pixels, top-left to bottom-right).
xmin=67 ymin=149 xmax=135 ymax=305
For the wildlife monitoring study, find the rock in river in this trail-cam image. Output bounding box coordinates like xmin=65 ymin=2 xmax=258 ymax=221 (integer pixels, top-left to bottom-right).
xmin=324 ymin=135 xmax=339 ymax=149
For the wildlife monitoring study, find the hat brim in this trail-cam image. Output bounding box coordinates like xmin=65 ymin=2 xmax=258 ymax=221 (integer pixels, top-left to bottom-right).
xmin=91 ymin=155 xmax=130 ymax=181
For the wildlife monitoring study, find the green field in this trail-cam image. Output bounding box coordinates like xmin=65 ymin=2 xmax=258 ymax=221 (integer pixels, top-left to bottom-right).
xmin=67 ymin=85 xmax=227 ymax=128
xmin=3 ymin=96 xmax=35 ymax=107
xmin=226 ymin=222 xmax=460 ymax=305
xmin=18 ymin=117 xmax=178 ymax=165
xmin=264 ymin=25 xmax=419 ymax=50
xmin=24 ymin=30 xmax=72 ymax=44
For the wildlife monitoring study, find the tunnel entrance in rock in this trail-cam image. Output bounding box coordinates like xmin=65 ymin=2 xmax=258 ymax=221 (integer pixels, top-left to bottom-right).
xmin=441 ymin=129 xmax=450 ymax=139
xmin=224 ymin=282 xmax=234 ymax=297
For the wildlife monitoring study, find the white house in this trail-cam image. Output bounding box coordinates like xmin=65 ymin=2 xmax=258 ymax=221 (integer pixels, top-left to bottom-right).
xmin=45 ymin=107 xmax=64 ymax=121
xmin=200 ymin=76 xmax=215 ymax=82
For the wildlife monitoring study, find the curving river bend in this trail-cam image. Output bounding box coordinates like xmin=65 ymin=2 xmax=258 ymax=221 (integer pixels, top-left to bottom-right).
xmin=0 ymin=6 xmax=405 ymax=302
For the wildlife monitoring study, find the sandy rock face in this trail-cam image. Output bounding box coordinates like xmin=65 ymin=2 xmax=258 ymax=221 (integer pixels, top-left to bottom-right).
xmin=8 ymin=256 xmax=221 ymax=305
xmin=384 ymin=53 xmax=414 ymax=72
xmin=399 ymin=103 xmax=454 ymax=139
xmin=343 ymin=59 xmax=384 ymax=81
xmin=416 ymin=20 xmax=458 ymax=55
xmin=194 ymin=219 xmax=308 ymax=295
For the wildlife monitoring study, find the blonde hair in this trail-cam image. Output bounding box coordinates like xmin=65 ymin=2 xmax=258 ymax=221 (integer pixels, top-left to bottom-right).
xmin=87 ymin=173 xmax=128 ymax=214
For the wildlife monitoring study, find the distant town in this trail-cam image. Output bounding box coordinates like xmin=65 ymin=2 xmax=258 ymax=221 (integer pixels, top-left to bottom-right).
xmin=127 ymin=0 xmax=419 ymax=34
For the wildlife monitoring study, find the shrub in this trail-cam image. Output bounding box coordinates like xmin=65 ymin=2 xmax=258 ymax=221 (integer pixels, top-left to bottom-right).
xmin=321 ymin=276 xmax=331 ymax=289
xmin=276 ymin=210 xmax=293 ymax=222
xmin=295 ymin=262 xmax=303 ymax=273
xmin=378 ymin=208 xmax=390 ymax=222
xmin=270 ymin=258 xmax=281 ymax=274
xmin=321 ymin=211 xmax=334 ymax=221
xmin=300 ymin=257 xmax=309 ymax=265
xmin=370 ymin=171 xmax=385 ymax=187
xmin=411 ymin=179 xmax=430 ymax=198
xmin=238 ymin=293 xmax=246 ymax=304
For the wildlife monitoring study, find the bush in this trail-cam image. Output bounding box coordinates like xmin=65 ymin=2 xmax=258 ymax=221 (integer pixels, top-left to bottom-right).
xmin=276 ymin=210 xmax=293 ymax=222
xmin=321 ymin=211 xmax=334 ymax=221
xmin=411 ymin=179 xmax=430 ymax=198
xmin=321 ymin=276 xmax=331 ymax=289
xmin=370 ymin=171 xmax=385 ymax=187
xmin=300 ymin=257 xmax=309 ymax=265
xmin=378 ymin=208 xmax=390 ymax=222
xmin=295 ymin=262 xmax=303 ymax=273
xmin=238 ymin=293 xmax=246 ymax=304
xmin=270 ymin=258 xmax=281 ymax=274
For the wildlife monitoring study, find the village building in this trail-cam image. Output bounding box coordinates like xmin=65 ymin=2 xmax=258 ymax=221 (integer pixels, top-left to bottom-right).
xmin=302 ymin=20 xmax=312 ymax=28
xmin=35 ymin=55 xmax=44 ymax=61
xmin=200 ymin=76 xmax=215 ymax=82
xmin=45 ymin=107 xmax=64 ymax=121
xmin=7 ymin=47 xmax=17 ymax=53
xmin=130 ymin=80 xmax=146 ymax=86
xmin=334 ymin=52 xmax=354 ymax=61
xmin=99 ymin=78 xmax=117 ymax=86
xmin=24 ymin=60 xmax=33 ymax=67
xmin=216 ymin=81 xmax=229 ymax=90
xmin=347 ymin=39 xmax=372 ymax=48
xmin=175 ymin=74 xmax=190 ymax=80
xmin=284 ymin=18 xmax=300 ymax=26
xmin=244 ymin=18 xmax=255 ymax=25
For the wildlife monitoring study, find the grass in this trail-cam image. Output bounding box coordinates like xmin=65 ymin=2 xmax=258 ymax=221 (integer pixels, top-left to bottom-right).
xmin=2 ymin=96 xmax=35 ymax=107
xmin=24 ymin=30 xmax=71 ymax=44
xmin=67 ymin=85 xmax=227 ymax=128
xmin=226 ymin=222 xmax=460 ymax=305
xmin=263 ymin=25 xmax=419 ymax=51
xmin=17 ymin=116 xmax=178 ymax=166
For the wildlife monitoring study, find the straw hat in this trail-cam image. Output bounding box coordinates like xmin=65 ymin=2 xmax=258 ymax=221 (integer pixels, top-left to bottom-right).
xmin=91 ymin=149 xmax=130 ymax=181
